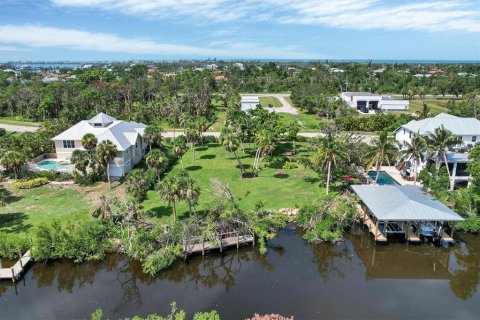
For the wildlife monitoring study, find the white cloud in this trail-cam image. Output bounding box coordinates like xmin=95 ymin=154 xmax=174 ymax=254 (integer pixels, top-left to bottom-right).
xmin=272 ymin=0 xmax=480 ymax=33
xmin=51 ymin=0 xmax=480 ymax=33
xmin=0 ymin=25 xmax=320 ymax=59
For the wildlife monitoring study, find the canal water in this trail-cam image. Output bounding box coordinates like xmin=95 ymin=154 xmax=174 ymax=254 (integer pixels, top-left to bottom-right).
xmin=1 ymin=225 xmax=479 ymax=319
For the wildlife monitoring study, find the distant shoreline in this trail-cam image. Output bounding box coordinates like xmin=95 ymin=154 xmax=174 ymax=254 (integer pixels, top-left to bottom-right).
xmin=1 ymin=59 xmax=479 ymax=65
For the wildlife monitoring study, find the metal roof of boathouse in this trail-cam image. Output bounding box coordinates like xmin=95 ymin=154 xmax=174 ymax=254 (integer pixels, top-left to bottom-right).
xmin=351 ymin=185 xmax=464 ymax=222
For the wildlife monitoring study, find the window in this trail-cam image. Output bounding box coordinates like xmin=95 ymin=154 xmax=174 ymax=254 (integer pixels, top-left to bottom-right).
xmin=473 ymin=136 xmax=477 ymax=143
xmin=62 ymin=140 xmax=75 ymax=148
xmin=93 ymin=123 xmax=102 ymax=127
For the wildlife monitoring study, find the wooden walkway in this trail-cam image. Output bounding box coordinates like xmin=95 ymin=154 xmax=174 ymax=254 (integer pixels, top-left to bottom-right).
xmin=184 ymin=232 xmax=255 ymax=256
xmin=0 ymin=250 xmax=32 ymax=282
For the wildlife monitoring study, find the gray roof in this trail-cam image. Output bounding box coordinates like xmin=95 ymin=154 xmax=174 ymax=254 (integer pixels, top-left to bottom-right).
xmin=52 ymin=113 xmax=146 ymax=151
xmin=342 ymin=92 xmax=377 ymax=97
xmin=88 ymin=112 xmax=116 ymax=126
xmin=351 ymin=185 xmax=464 ymax=222
xmin=398 ymin=113 xmax=480 ymax=136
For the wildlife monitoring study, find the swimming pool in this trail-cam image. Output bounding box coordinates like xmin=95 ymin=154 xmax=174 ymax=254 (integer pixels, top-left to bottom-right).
xmin=367 ymin=171 xmax=399 ymax=185
xmin=36 ymin=160 xmax=74 ymax=172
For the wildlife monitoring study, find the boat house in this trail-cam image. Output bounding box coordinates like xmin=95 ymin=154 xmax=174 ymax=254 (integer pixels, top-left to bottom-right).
xmin=351 ymin=185 xmax=464 ymax=243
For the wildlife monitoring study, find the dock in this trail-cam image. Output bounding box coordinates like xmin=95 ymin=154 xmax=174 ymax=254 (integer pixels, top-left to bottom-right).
xmin=0 ymin=250 xmax=32 ymax=282
xmin=363 ymin=215 xmax=387 ymax=242
xmin=183 ymin=231 xmax=255 ymax=256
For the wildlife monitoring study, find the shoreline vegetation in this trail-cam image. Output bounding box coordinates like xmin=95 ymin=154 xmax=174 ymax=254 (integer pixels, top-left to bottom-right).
xmin=1 ymin=61 xmax=479 ymax=275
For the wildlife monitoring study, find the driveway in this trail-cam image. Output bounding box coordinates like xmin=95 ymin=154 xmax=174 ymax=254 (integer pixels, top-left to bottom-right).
xmin=0 ymin=123 xmax=38 ymax=132
xmin=241 ymin=93 xmax=299 ymax=115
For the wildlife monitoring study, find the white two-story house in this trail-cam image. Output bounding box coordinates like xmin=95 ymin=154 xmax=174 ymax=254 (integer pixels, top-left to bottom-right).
xmin=395 ymin=113 xmax=480 ymax=189
xmin=52 ymin=113 xmax=147 ymax=178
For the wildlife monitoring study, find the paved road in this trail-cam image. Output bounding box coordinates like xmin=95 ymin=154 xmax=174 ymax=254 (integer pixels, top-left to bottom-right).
xmin=0 ymin=123 xmax=38 ymax=132
xmin=163 ymin=131 xmax=376 ymax=144
xmin=241 ymin=93 xmax=299 ymax=115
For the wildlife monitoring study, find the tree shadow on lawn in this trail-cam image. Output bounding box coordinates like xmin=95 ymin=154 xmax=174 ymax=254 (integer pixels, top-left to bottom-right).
xmin=186 ymin=165 xmax=202 ymax=171
xmin=268 ymin=161 xmax=285 ymax=169
xmin=236 ymin=164 xmax=251 ymax=169
xmin=304 ymin=177 xmax=321 ymax=184
xmin=0 ymin=212 xmax=32 ymax=234
xmin=200 ymin=154 xmax=216 ymax=160
xmin=274 ymin=173 xmax=289 ymax=179
xmin=143 ymin=206 xmax=174 ymax=221
xmin=196 ymin=146 xmax=208 ymax=152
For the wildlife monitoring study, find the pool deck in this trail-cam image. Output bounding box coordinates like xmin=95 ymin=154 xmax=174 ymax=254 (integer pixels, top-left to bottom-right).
xmin=379 ymin=166 xmax=422 ymax=187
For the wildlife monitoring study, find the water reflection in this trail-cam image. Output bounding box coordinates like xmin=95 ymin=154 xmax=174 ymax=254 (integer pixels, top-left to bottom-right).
xmin=1 ymin=226 xmax=479 ymax=319
xmin=450 ymin=234 xmax=480 ymax=300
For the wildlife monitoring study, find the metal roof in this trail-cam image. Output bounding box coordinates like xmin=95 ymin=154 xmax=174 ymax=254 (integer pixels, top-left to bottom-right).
xmin=351 ymin=185 xmax=464 ymax=222
xmin=342 ymin=92 xmax=377 ymax=97
xmin=52 ymin=113 xmax=146 ymax=151
xmin=398 ymin=113 xmax=480 ymax=136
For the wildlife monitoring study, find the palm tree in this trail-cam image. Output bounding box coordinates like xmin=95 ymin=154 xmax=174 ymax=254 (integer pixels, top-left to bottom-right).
xmin=172 ymin=137 xmax=187 ymax=169
xmin=144 ymin=124 xmax=163 ymax=151
xmin=0 ymin=151 xmax=27 ymax=179
xmin=416 ymin=102 xmax=431 ymax=119
xmin=180 ymin=177 xmax=200 ymax=220
xmin=365 ymin=131 xmax=398 ymax=184
xmin=311 ymin=132 xmax=349 ymax=195
xmin=156 ymin=176 xmax=181 ymax=223
xmin=145 ymin=149 xmax=168 ymax=181
xmin=253 ymin=129 xmax=275 ymax=175
xmin=185 ymin=125 xmax=200 ymax=161
xmin=125 ymin=169 xmax=150 ymax=202
xmin=285 ymin=121 xmax=300 ymax=154
xmin=195 ymin=117 xmax=209 ymax=146
xmin=401 ymin=133 xmax=427 ymax=186
xmin=81 ymin=133 xmax=98 ymax=154
xmin=219 ymin=127 xmax=245 ymax=178
xmin=96 ymin=140 xmax=118 ymax=188
xmin=426 ymin=125 xmax=460 ymax=189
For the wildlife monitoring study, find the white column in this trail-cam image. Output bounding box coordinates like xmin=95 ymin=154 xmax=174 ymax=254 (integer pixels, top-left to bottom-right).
xmin=450 ymin=161 xmax=458 ymax=191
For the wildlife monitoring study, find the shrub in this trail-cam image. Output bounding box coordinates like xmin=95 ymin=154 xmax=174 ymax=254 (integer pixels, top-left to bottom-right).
xmin=193 ymin=311 xmax=221 ymax=320
xmin=28 ymin=170 xmax=73 ymax=182
xmin=0 ymin=233 xmax=30 ymax=259
xmin=33 ymin=218 xmax=111 ymax=262
xmin=282 ymin=161 xmax=298 ymax=170
xmin=456 ymin=216 xmax=480 ymax=233
xmin=12 ymin=177 xmax=49 ymax=189
xmin=142 ymin=245 xmax=183 ymax=276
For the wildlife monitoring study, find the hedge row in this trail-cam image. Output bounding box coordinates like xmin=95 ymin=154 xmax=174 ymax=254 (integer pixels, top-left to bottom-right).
xmin=12 ymin=177 xmax=49 ymax=189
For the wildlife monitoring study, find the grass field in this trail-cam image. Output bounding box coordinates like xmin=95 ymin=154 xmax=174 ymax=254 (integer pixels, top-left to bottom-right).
xmin=0 ymin=184 xmax=94 ymax=236
xmin=278 ymin=112 xmax=327 ymax=132
xmin=0 ymin=117 xmax=40 ymax=127
xmin=142 ymin=143 xmax=326 ymax=223
xmin=259 ymin=96 xmax=283 ymax=108
xmin=408 ymin=99 xmax=451 ymax=115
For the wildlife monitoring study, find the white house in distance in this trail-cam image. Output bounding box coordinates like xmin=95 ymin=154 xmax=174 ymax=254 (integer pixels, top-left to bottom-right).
xmin=395 ymin=113 xmax=480 ymax=189
xmin=52 ymin=112 xmax=147 ymax=178
xmin=241 ymin=95 xmax=260 ymax=111
xmin=340 ymin=92 xmax=409 ymax=113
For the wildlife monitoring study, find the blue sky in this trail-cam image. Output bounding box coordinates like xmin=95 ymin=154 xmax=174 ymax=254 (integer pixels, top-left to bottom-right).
xmin=0 ymin=0 xmax=479 ymax=61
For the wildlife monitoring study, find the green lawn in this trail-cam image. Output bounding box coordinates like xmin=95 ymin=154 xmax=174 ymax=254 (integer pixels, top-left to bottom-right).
xmin=142 ymin=143 xmax=326 ymax=223
xmin=0 ymin=117 xmax=40 ymax=127
xmin=278 ymin=112 xmax=327 ymax=132
xmin=408 ymin=99 xmax=451 ymax=115
xmin=0 ymin=184 xmax=94 ymax=236
xmin=259 ymin=96 xmax=283 ymax=108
